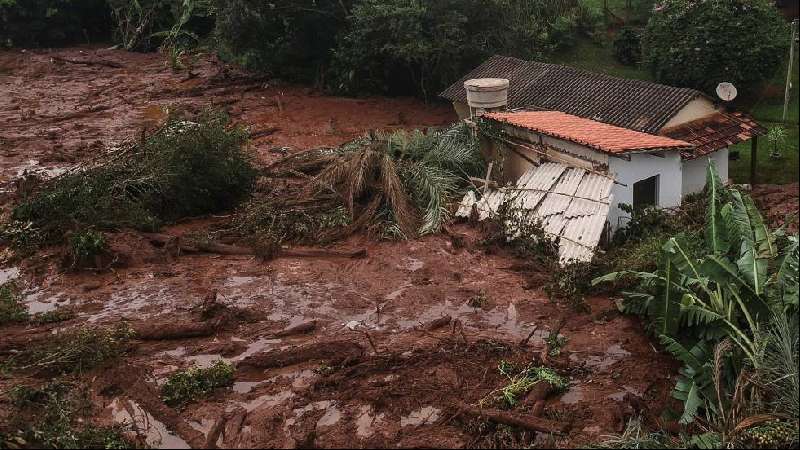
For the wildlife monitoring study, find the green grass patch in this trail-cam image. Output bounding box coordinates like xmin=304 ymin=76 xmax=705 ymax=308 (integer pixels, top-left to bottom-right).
xmin=161 ymin=360 xmax=234 ymax=408
xmin=2 ymin=109 xmax=256 ymax=251
xmin=730 ymin=123 xmax=799 ymax=185
xmin=730 ymin=52 xmax=799 ymax=185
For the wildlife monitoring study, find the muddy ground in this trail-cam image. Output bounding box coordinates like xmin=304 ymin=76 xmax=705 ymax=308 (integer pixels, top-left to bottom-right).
xmin=0 ymin=47 xmax=796 ymax=449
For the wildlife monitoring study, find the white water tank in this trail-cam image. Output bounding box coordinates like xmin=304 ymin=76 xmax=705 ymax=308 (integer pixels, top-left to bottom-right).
xmin=464 ymin=78 xmax=509 ymax=110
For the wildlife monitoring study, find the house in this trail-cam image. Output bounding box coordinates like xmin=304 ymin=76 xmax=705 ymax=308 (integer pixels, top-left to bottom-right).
xmin=442 ymin=56 xmax=765 ymax=233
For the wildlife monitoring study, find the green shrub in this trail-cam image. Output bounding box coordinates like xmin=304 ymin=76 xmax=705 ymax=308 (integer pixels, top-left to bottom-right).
xmin=107 ymin=0 xmax=215 ymax=52
xmin=7 ymin=382 xmax=133 ymax=449
xmin=643 ymin=0 xmax=789 ymax=95
xmin=0 ymin=0 xmax=111 ymax=48
xmin=6 ymin=110 xmax=255 ymax=249
xmin=67 ymin=229 xmax=107 ymax=268
xmin=0 ymin=282 xmax=28 ymax=325
xmin=161 ymin=360 xmax=234 ymax=407
xmin=613 ymin=26 xmax=643 ymax=66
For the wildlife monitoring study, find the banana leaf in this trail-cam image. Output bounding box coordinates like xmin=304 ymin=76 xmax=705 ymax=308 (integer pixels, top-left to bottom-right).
xmin=728 ymin=191 xmax=770 ymax=296
xmin=704 ymin=161 xmax=730 ymax=255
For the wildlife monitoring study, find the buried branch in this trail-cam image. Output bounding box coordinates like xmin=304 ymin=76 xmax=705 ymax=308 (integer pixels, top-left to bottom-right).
xmin=455 ymin=402 xmax=569 ymax=434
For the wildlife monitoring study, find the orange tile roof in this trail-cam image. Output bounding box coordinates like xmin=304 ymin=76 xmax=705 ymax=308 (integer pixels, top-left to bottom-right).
xmin=661 ymin=111 xmax=766 ymax=160
xmin=484 ymin=110 xmax=693 ymax=155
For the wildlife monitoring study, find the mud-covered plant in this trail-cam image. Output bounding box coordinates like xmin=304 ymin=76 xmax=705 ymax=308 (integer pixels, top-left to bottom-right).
xmin=483 ymin=196 xmax=559 ymax=263
xmin=4 ymin=324 xmax=135 ymax=375
xmin=545 ymin=333 xmax=568 ymax=357
xmin=5 ymin=382 xmax=133 ymax=449
xmin=234 ymin=198 xmax=351 ymax=248
xmin=67 ymin=229 xmax=107 ymax=269
xmin=7 ymin=109 xmax=255 ymax=250
xmin=161 ymin=360 xmax=234 ymax=408
xmin=545 ymin=261 xmax=596 ymax=312
xmin=29 ymin=308 xmax=76 ymax=325
xmin=265 ymin=122 xmax=483 ymax=239
xmin=484 ymin=361 xmax=568 ymax=408
xmin=468 ymin=291 xmax=489 ymax=309
xmin=591 ymin=416 xmax=673 ymax=449
xmin=0 ymin=282 xmax=28 ymax=325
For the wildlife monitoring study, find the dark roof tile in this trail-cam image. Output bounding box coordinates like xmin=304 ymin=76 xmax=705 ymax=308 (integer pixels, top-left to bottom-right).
xmin=440 ymin=55 xmax=706 ymax=134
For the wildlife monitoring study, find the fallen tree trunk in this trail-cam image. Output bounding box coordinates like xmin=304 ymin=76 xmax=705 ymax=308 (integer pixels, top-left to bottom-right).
xmin=143 ymin=233 xmax=367 ymax=259
xmin=51 ymin=55 xmax=125 ymax=69
xmin=238 ymin=341 xmax=363 ymax=369
xmin=134 ymin=321 xmax=217 ymax=340
xmin=456 ymin=402 xmax=569 ymax=434
xmin=271 ymin=320 xmax=317 ymax=338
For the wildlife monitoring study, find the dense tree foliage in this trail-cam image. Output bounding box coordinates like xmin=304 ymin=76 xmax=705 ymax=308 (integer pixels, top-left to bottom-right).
xmin=643 ymin=0 xmax=789 ymax=95
xmin=613 ymin=26 xmax=643 ymax=66
xmin=214 ymin=0 xmax=351 ymax=85
xmin=330 ymin=0 xmax=600 ymax=98
xmin=0 ymin=0 xmax=111 ymax=47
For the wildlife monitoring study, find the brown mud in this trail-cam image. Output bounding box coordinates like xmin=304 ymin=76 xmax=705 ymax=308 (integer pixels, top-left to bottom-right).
xmin=0 ymin=47 xmax=752 ymax=448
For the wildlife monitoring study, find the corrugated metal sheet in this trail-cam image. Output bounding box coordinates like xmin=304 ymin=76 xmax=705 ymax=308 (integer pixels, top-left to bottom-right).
xmin=521 ymin=162 xmax=566 ymax=191
xmin=456 ymin=162 xmax=613 ymax=264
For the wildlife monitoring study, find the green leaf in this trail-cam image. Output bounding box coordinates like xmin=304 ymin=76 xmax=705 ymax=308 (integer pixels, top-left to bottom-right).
xmin=729 ymin=191 xmax=770 ymax=295
xmin=704 ymin=161 xmax=730 ymax=255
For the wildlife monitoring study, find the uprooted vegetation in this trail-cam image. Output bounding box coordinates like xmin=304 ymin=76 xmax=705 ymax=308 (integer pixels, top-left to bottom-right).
xmin=594 ymin=163 xmax=800 ymax=448
xmin=1 ymin=109 xmax=255 ymax=253
xmin=1 ymin=382 xmax=134 ymax=449
xmin=483 ymin=361 xmax=569 ymax=409
xmin=161 ymin=360 xmax=235 ymax=408
xmin=0 ymin=282 xmax=75 ymax=327
xmin=231 ymin=122 xmax=485 ymax=248
xmin=0 ymin=282 xmax=27 ymax=325
xmin=2 ymin=324 xmax=135 ymax=375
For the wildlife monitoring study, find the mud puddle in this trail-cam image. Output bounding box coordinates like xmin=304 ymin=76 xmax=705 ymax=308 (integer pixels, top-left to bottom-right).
xmin=109 ymin=398 xmax=190 ymax=449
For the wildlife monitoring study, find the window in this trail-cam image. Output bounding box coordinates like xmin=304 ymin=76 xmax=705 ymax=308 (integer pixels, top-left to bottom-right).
xmin=633 ymin=175 xmax=659 ymax=210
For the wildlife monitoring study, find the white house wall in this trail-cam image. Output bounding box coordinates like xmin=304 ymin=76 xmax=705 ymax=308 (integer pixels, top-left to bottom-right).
xmin=495 ymin=125 xmax=609 ymax=182
xmin=681 ymin=149 xmax=729 ymax=196
xmin=608 ymin=151 xmax=683 ymax=229
xmin=661 ymin=97 xmax=719 ymax=129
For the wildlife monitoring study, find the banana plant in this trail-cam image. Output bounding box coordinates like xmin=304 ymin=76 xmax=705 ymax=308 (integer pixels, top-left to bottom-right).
xmin=594 ymin=160 xmax=799 ymax=425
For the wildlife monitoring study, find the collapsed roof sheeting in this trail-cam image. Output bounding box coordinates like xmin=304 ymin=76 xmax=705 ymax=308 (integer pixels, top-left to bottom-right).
xmin=456 ymin=162 xmax=613 ymax=264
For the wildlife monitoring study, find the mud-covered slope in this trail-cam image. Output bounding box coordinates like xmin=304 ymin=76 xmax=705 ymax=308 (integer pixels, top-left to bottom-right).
xmin=0 ymin=48 xmax=682 ymax=449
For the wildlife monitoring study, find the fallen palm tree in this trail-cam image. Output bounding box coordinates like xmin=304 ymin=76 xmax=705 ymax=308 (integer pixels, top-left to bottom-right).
xmin=236 ymin=122 xmax=485 ymax=245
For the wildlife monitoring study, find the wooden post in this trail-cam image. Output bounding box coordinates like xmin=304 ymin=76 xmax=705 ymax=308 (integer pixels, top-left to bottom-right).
xmin=750 ymin=136 xmax=758 ymax=186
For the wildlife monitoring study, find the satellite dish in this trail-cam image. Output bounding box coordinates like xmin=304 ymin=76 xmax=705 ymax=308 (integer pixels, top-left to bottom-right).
xmin=716 ymin=82 xmax=738 ymax=102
